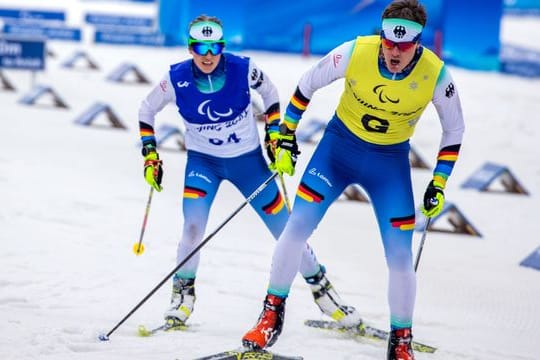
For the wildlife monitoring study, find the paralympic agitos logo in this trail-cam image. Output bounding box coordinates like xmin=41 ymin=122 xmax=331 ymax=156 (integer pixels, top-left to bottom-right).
xmin=373 ymin=84 xmax=399 ymax=104
xmin=197 ymin=99 xmax=234 ymax=121
xmin=358 ymin=84 xmax=400 ymax=133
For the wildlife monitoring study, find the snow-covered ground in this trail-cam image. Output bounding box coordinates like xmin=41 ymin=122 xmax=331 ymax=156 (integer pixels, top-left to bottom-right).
xmin=1 ymin=1 xmax=539 ymax=359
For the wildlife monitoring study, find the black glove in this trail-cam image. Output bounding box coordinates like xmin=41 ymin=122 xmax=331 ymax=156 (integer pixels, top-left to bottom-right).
xmin=421 ymin=180 xmax=445 ymax=217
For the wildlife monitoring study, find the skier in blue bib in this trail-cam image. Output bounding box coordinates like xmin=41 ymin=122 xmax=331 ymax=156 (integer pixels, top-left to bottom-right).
xmin=138 ymin=15 xmax=361 ymax=330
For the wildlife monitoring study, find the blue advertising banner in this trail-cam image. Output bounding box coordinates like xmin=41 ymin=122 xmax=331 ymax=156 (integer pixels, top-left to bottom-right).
xmin=500 ymin=44 xmax=540 ymax=77
xmin=441 ymin=0 xmax=503 ymax=70
xmin=85 ymin=13 xmax=154 ymax=27
xmin=504 ymin=0 xmax=540 ymax=15
xmin=0 ymin=8 xmax=65 ymax=22
xmin=81 ymin=0 xmax=154 ymax=2
xmin=158 ymin=0 xmax=188 ymax=46
xmin=155 ymin=0 xmax=505 ymax=72
xmin=157 ymin=0 xmax=443 ymax=53
xmin=3 ymin=24 xmax=81 ymax=41
xmin=95 ymin=31 xmax=166 ymax=46
xmin=0 ymin=36 xmax=45 ymax=70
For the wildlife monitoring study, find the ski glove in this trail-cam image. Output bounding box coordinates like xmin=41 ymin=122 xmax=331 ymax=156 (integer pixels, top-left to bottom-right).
xmin=143 ymin=145 xmax=163 ymax=192
xmin=264 ymin=123 xmax=280 ymax=164
xmin=271 ymin=124 xmax=300 ymax=176
xmin=421 ymin=180 xmax=445 ymax=218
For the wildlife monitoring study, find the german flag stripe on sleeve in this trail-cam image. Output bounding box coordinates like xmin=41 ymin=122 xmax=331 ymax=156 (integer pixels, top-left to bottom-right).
xmin=139 ymin=121 xmax=155 ymax=136
xmin=289 ymin=87 xmax=310 ymax=111
xmin=267 ymin=110 xmax=280 ymax=124
xmin=265 ymin=102 xmax=281 ymax=125
xmin=139 ymin=121 xmax=156 ymax=146
xmin=290 ymin=96 xmax=308 ymax=111
xmin=432 ymin=144 xmax=461 ymax=187
xmin=437 ymin=151 xmax=459 ymax=162
xmin=284 ymin=88 xmax=310 ymax=131
xmin=437 ymin=144 xmax=460 ymax=161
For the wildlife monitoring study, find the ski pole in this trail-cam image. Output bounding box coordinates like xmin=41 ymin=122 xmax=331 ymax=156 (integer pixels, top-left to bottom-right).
xmin=415 ymin=196 xmax=440 ymax=272
xmin=414 ymin=217 xmax=431 ymax=272
xmin=132 ymin=187 xmax=154 ymax=256
xmin=98 ymin=172 xmax=279 ymax=341
xmin=278 ymin=174 xmax=292 ymax=213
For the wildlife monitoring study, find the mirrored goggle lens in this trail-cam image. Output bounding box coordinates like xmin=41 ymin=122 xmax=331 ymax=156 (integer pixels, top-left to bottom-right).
xmin=381 ymin=38 xmax=417 ymax=51
xmin=190 ymin=41 xmax=225 ymax=56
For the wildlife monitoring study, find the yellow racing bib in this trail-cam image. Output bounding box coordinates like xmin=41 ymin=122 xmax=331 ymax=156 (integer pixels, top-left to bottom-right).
xmin=336 ymin=35 xmax=443 ymax=145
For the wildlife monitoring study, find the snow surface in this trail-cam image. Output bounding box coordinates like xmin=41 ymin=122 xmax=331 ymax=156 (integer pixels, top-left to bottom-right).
xmin=1 ymin=1 xmax=539 ymax=359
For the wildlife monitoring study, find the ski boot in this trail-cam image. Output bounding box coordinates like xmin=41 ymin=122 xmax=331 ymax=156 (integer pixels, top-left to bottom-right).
xmin=242 ymin=294 xmax=286 ymax=349
xmin=163 ymin=276 xmax=196 ymax=324
xmin=305 ymin=266 xmax=362 ymax=326
xmin=387 ymin=327 xmax=415 ymax=360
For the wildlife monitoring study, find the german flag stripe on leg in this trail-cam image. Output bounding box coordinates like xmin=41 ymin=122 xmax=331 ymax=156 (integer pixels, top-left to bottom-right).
xmin=297 ymin=182 xmax=324 ymax=203
xmin=184 ymin=186 xmax=207 ymax=199
xmin=262 ymin=191 xmax=284 ymax=215
xmin=390 ymin=214 xmax=415 ymax=231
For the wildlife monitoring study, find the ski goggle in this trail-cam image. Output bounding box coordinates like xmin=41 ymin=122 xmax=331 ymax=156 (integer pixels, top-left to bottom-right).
xmin=380 ymin=31 xmax=420 ymax=52
xmin=188 ymin=40 xmax=225 ymax=56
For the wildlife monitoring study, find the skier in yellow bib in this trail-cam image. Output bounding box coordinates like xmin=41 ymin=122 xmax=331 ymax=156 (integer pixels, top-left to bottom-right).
xmin=243 ymin=1 xmax=465 ymax=359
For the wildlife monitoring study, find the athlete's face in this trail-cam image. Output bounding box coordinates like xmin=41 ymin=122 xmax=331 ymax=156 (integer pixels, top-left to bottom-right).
xmin=380 ymin=40 xmax=419 ymax=73
xmin=190 ymin=49 xmax=222 ymax=74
